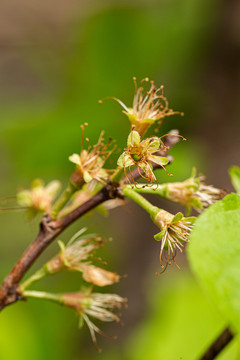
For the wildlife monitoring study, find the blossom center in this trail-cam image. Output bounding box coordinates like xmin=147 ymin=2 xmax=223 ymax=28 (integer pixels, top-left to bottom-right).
xmin=131 ymin=153 xmax=142 ymax=162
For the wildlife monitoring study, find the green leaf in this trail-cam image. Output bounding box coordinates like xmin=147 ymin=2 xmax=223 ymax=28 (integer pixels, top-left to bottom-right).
xmin=125 ymin=274 xmax=234 ymax=360
xmin=229 ymin=166 xmax=240 ymax=194
xmin=187 ymin=193 xmax=240 ymax=333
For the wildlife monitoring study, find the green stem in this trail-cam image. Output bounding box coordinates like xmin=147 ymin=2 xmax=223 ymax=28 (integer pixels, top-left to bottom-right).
xmin=51 ymin=181 xmax=79 ymax=218
xmin=112 ymin=167 xmax=125 ymax=183
xmin=125 ymin=184 xmax=168 ymax=197
xmin=20 ymin=267 xmax=48 ymax=291
xmin=122 ymin=186 xmax=159 ymax=217
xmin=22 ymin=290 xmax=62 ymax=304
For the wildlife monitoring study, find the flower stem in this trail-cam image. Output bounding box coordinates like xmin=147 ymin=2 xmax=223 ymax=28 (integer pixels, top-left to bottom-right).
xmin=112 ymin=167 xmax=125 ymax=183
xmin=51 ymin=181 xmax=80 ymax=218
xmin=125 ymin=184 xmax=168 ymax=197
xmin=22 ymin=290 xmax=62 ymax=304
xmin=20 ymin=267 xmax=48 ymax=291
xmin=122 ymin=186 xmax=159 ymax=217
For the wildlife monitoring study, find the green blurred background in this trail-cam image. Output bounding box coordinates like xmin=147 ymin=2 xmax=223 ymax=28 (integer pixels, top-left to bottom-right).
xmin=0 ymin=0 xmax=239 ymax=359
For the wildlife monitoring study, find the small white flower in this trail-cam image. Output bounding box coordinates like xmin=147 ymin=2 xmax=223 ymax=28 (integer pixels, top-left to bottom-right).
xmin=45 ymin=229 xmax=120 ymax=287
xmin=166 ymin=169 xmax=226 ymax=213
xmin=194 ymin=182 xmax=226 ymax=210
xmin=62 ymin=290 xmax=127 ymax=351
xmin=17 ymin=179 xmax=61 ymax=218
xmin=154 ymin=210 xmax=195 ymax=272
xmin=69 ymin=124 xmax=115 ymax=186
xmin=100 ymin=77 xmax=182 ymax=136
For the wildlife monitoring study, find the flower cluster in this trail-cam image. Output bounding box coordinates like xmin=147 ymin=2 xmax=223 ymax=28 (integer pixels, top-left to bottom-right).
xmin=14 ymin=76 xmax=227 ymax=353
xmin=20 ymin=228 xmax=126 ymax=349
xmin=117 ymin=130 xmax=169 ymax=186
xmin=17 ymin=179 xmax=61 ymax=218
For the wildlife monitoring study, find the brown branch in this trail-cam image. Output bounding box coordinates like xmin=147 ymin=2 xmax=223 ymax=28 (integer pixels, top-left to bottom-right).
xmin=199 ymin=327 xmax=234 ymax=360
xmin=0 ymin=131 xmax=179 ymax=311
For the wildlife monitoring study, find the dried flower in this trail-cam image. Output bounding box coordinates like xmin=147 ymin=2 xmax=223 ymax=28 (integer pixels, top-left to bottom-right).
xmin=193 ymin=183 xmax=226 ymax=210
xmin=99 ymin=77 xmax=182 ymax=136
xmin=166 ymin=168 xmax=226 ymax=213
xmin=16 ymin=179 xmax=61 ymax=218
xmin=69 ymin=123 xmax=115 ymax=186
xmin=62 ymin=290 xmax=127 ymax=351
xmin=45 ymin=228 xmax=120 ymax=287
xmin=153 ymin=210 xmax=195 ymax=272
xmin=117 ymin=130 xmax=169 ymax=186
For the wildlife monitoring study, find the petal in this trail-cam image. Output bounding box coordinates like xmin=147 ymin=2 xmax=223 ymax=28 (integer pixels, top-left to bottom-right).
xmin=127 ymin=130 xmax=141 ymax=147
xmin=138 ymin=162 xmax=156 ymax=182
xmin=31 ymin=178 xmax=44 ymax=189
xmin=69 ymin=153 xmax=81 ymax=166
xmin=141 ymin=117 xmax=157 ymax=124
xmin=142 ymin=137 xmax=160 ymax=152
xmin=154 ymin=229 xmax=166 ymax=241
xmin=138 ymin=161 xmax=147 ymax=172
xmin=97 ymin=168 xmax=108 ymax=179
xmin=190 ymin=167 xmax=197 ymax=178
xmin=81 ymin=265 xmax=120 ymax=287
xmin=117 ymin=153 xmax=125 ymax=167
xmin=16 ymin=190 xmax=33 ymax=207
xmin=148 ymin=155 xmax=169 ymax=166
xmin=182 ymin=216 xmax=196 ymax=223
xmin=83 ymin=171 xmax=93 ymax=183
xmin=123 ymin=112 xmax=137 ymax=123
xmin=57 ymin=240 xmax=66 ymax=252
xmin=190 ymin=197 xmax=203 ymax=210
xmin=171 ymin=212 xmax=183 ymax=224
xmin=45 ymin=180 xmax=61 ymax=198
xmin=117 ymin=153 xmax=134 ymax=168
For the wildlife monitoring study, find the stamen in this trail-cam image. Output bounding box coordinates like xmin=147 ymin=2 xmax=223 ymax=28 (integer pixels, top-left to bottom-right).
xmin=98 ymin=97 xmax=130 ymax=113
xmin=159 ymin=133 xmax=186 ymax=142
xmin=80 ymin=123 xmax=88 ymax=152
